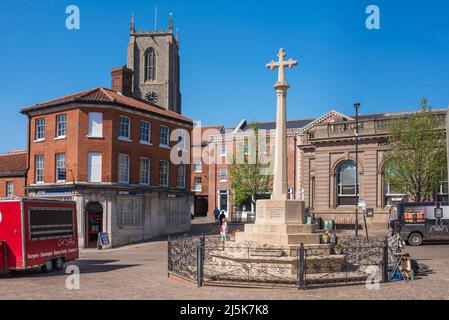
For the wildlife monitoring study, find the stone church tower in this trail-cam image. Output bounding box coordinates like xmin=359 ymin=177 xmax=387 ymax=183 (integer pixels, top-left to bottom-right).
xmin=126 ymin=15 xmax=181 ymax=114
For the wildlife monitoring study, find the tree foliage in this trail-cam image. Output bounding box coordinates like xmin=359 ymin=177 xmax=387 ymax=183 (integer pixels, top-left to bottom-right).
xmin=227 ymin=121 xmax=273 ymax=211
xmin=384 ymin=98 xmax=447 ymax=202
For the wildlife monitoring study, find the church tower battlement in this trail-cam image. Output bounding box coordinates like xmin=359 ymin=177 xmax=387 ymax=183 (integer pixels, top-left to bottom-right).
xmin=127 ymin=14 xmax=181 ymax=114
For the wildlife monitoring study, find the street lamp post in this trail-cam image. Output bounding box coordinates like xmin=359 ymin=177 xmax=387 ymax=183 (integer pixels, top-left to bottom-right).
xmin=354 ymin=103 xmax=361 ymax=239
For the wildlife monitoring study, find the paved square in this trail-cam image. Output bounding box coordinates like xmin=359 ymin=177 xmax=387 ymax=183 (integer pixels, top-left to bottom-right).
xmin=1 ymin=222 xmax=448 ymax=300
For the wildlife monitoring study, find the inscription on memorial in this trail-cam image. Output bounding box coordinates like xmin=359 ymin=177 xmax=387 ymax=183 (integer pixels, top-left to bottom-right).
xmin=264 ymin=225 xmax=278 ymax=233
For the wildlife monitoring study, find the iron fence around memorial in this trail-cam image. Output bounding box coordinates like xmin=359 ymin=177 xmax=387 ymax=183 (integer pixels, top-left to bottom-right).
xmin=167 ymin=234 xmax=389 ymax=289
xmin=301 ymin=237 xmax=389 ymax=289
xmin=167 ymin=234 xmax=205 ymax=282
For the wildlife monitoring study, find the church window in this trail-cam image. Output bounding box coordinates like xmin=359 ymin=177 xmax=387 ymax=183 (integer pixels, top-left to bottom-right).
xmin=145 ymin=48 xmax=156 ymax=81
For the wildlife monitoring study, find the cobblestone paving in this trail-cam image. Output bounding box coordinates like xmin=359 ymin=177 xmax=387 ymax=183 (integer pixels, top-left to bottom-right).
xmin=1 ymin=222 xmax=449 ymax=300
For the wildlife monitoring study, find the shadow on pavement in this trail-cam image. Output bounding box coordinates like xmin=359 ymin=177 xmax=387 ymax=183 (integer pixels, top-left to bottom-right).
xmin=1 ymin=260 xmax=141 ymax=279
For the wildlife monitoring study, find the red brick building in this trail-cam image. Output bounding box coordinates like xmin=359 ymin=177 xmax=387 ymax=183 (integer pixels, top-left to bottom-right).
xmin=191 ymin=125 xmax=223 ymax=216
xmin=20 ymin=85 xmax=193 ymax=248
xmin=0 ymin=151 xmax=27 ymax=198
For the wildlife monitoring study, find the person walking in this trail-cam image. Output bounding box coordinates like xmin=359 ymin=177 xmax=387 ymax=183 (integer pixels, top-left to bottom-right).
xmin=220 ymin=218 xmax=228 ymax=244
xmin=213 ymin=207 xmax=220 ymax=223
xmin=219 ymin=211 xmax=226 ymax=225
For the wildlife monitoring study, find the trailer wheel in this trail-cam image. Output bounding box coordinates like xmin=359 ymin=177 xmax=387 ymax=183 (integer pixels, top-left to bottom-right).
xmin=41 ymin=260 xmax=54 ymax=273
xmin=53 ymin=258 xmax=64 ymax=271
xmin=408 ymin=232 xmax=423 ymax=246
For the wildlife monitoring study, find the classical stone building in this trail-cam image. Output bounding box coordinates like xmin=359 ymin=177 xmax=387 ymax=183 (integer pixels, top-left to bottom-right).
xmin=197 ymin=109 xmax=448 ymax=230
xmin=300 ymin=109 xmax=448 ymax=229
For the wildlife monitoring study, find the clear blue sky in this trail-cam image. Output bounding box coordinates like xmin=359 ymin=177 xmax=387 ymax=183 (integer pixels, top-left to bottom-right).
xmin=1 ymin=0 xmax=449 ymax=153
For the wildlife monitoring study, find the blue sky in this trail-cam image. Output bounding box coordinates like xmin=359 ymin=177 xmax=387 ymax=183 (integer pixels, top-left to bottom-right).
xmin=1 ymin=0 xmax=449 ymax=153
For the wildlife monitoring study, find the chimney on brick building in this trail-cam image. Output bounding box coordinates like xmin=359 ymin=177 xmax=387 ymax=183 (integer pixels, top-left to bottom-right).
xmin=111 ymin=66 xmax=133 ymax=97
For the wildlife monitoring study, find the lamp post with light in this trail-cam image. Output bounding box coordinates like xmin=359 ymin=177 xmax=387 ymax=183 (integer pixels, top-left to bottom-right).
xmin=354 ymin=102 xmax=361 ymax=239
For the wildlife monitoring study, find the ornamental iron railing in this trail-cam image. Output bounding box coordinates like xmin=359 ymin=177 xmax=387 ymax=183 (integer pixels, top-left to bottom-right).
xmin=168 ymin=235 xmax=389 ymax=289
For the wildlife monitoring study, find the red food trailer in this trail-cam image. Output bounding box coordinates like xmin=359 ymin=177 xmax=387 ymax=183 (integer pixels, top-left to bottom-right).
xmin=0 ymin=198 xmax=79 ymax=274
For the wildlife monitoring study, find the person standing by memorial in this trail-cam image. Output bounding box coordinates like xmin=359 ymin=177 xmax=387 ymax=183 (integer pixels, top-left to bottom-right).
xmin=219 ymin=211 xmax=226 ymax=225
xmin=220 ymin=218 xmax=228 ymax=244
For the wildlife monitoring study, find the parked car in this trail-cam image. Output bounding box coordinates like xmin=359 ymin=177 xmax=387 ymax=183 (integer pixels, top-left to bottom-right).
xmin=389 ymin=202 xmax=449 ymax=246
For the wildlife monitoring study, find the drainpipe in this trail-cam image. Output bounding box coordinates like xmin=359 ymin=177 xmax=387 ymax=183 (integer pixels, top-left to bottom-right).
xmin=294 ymin=136 xmax=297 ymax=200
xmin=25 ymin=115 xmax=31 ymax=196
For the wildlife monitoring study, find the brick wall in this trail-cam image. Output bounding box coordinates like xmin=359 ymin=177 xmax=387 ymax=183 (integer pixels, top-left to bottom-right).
xmin=0 ymin=177 xmax=26 ymax=197
xmin=27 ymin=105 xmax=192 ymax=190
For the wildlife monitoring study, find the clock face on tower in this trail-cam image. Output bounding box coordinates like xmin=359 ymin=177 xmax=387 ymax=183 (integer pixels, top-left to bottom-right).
xmin=145 ymin=91 xmax=158 ymax=104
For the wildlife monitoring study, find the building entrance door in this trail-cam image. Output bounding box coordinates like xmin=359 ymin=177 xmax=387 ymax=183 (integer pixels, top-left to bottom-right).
xmin=219 ymin=190 xmax=228 ymax=216
xmin=85 ymin=202 xmax=103 ymax=248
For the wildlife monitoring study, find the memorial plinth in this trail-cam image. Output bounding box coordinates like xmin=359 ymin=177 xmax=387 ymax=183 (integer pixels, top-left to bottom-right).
xmin=234 ymin=199 xmax=321 ymax=246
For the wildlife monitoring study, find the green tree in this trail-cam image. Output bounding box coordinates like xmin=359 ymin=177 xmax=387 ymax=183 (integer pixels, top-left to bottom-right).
xmin=384 ymin=98 xmax=447 ymax=202
xmin=228 ymin=121 xmax=273 ymax=213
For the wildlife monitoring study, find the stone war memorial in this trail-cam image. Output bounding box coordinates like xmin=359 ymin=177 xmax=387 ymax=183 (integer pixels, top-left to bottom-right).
xmin=234 ymin=48 xmax=321 ymax=246
xmin=168 ymin=49 xmax=388 ymax=289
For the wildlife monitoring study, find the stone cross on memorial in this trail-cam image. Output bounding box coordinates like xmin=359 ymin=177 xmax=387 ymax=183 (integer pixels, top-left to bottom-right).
xmin=266 ymin=48 xmax=298 ymax=200
xmin=234 ymin=49 xmax=321 ymax=246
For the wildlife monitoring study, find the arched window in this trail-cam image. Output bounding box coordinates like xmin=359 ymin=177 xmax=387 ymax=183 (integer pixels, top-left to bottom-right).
xmin=144 ymin=48 xmax=156 ymax=81
xmin=336 ymin=161 xmax=359 ymax=206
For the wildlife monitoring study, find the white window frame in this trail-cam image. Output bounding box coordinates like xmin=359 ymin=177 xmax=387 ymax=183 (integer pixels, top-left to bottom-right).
xmin=35 ymin=118 xmax=45 ymax=141
xmin=88 ymin=112 xmax=103 ymax=138
xmin=55 ymin=153 xmax=66 ymax=183
xmin=194 ymin=177 xmax=202 ymax=192
xmin=220 ymin=144 xmax=227 ymax=157
xmin=219 ymin=169 xmax=227 ymax=182
xmin=193 ymin=159 xmax=202 ymax=173
xmin=139 ymin=157 xmax=151 ymax=185
xmin=6 ymin=181 xmax=14 ymax=197
xmin=177 ymin=164 xmax=186 ymax=189
xmin=118 ymin=154 xmax=130 ymax=184
xmin=119 ymin=116 xmax=131 ymax=140
xmin=159 ymin=160 xmax=169 ymax=187
xmin=35 ymin=155 xmax=44 ymax=183
xmin=140 ymin=121 xmax=152 ymax=144
xmin=160 ymin=125 xmax=169 ymax=147
xmin=56 ymin=114 xmax=67 ymax=138
xmin=117 ymin=197 xmax=143 ymax=226
xmin=88 ymin=152 xmax=102 ymax=183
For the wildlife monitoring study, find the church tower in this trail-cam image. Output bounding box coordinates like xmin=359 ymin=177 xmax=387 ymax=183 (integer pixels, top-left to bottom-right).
xmin=127 ymin=14 xmax=182 ymax=114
